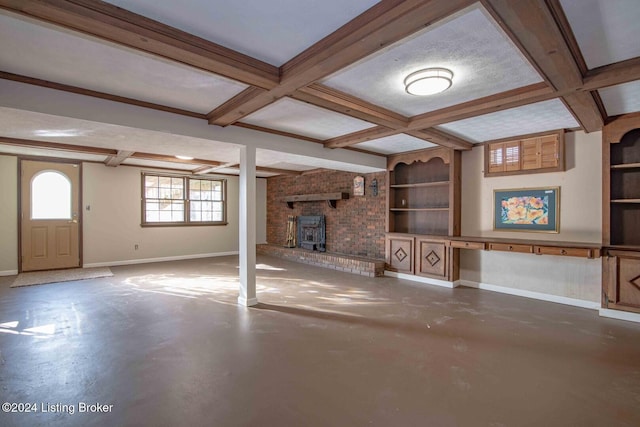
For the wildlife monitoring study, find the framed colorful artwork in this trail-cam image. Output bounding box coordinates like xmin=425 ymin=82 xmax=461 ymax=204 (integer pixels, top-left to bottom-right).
xmin=493 ymin=187 xmax=559 ymax=233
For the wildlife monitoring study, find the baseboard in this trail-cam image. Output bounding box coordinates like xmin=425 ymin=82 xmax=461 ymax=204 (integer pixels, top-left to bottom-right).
xmin=238 ymin=296 xmax=259 ymax=307
xmin=83 ymin=251 xmax=239 ymax=268
xmin=599 ymin=308 xmax=640 ymax=324
xmin=384 ymin=271 xmax=458 ymax=288
xmin=458 ymin=280 xmax=600 ymax=310
xmin=0 ymin=269 xmax=18 ymax=277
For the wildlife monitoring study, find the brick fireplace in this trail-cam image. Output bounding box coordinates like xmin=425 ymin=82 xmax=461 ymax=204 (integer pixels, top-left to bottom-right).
xmin=266 ymin=170 xmax=386 ymax=259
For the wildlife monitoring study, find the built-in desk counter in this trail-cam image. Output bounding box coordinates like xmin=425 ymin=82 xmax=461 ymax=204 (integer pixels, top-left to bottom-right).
xmin=447 ymin=236 xmax=601 ymax=259
xmin=385 ymin=233 xmax=601 ymax=282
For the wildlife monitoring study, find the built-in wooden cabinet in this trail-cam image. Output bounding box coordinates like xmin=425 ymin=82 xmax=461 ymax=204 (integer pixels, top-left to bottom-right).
xmin=384 ymin=140 xmax=601 ymax=285
xmin=603 ymin=113 xmax=640 ymax=314
xmin=386 ymin=147 xmax=460 ymax=237
xmin=485 ymin=131 xmax=564 ymax=177
xmin=386 ymin=233 xmax=453 ymax=280
xmin=385 ymin=147 xmax=460 ymax=281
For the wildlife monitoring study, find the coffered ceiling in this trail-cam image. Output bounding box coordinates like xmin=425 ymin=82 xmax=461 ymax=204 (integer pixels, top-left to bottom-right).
xmin=1 ymin=0 xmax=639 ymax=175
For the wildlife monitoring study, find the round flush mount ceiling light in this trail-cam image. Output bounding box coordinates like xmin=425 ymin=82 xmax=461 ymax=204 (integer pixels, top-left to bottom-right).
xmin=404 ymin=67 xmax=454 ymax=96
xmin=175 ymin=155 xmax=194 ymax=160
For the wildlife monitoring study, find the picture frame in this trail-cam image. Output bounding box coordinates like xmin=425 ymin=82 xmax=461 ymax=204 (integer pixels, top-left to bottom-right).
xmin=353 ymin=176 xmax=365 ymax=196
xmin=493 ymin=187 xmax=559 ymax=233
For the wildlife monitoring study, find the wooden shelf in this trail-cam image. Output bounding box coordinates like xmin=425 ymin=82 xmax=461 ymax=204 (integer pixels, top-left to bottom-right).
xmin=611 ymin=162 xmax=640 ymax=169
xmin=611 ymin=199 xmax=640 ymax=203
xmin=602 ymin=116 xmax=640 ymax=315
xmin=390 ymin=207 xmax=449 ymax=212
xmin=386 ymin=147 xmax=460 ymax=279
xmin=284 ymin=192 xmax=349 ymax=209
xmin=390 ymin=181 xmax=450 ymax=189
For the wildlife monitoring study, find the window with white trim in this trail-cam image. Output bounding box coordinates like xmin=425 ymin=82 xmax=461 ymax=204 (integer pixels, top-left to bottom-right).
xmin=142 ymin=173 xmax=226 ymax=226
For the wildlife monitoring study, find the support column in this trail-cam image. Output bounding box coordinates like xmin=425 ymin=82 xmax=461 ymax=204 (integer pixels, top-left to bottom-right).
xmin=238 ymin=145 xmax=258 ymax=306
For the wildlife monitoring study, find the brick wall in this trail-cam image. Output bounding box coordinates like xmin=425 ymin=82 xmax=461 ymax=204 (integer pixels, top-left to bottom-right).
xmin=266 ymin=170 xmax=386 ymax=259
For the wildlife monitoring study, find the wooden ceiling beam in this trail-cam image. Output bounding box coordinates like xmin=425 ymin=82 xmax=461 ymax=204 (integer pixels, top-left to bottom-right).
xmin=293 ymin=85 xmax=475 ymax=150
xmin=104 ymin=150 xmax=134 ymax=167
xmin=129 ymin=152 xmax=223 ymax=166
xmin=406 ymin=129 xmax=472 ymax=151
xmin=583 ymin=57 xmax=640 ymax=91
xmin=0 ymin=136 xmax=116 ymax=155
xmin=545 ymin=0 xmax=588 ymax=76
xmin=193 ymin=163 xmax=305 ymax=177
xmin=0 ymin=0 xmax=279 ymax=89
xmin=256 ymin=166 xmax=304 ymax=176
xmin=232 ymin=122 xmax=324 ymax=144
xmin=322 ymin=83 xmax=552 ymax=149
xmin=192 ymin=162 xmax=238 ymax=175
xmin=482 ymin=0 xmax=582 ymax=90
xmin=483 ymin=0 xmax=603 ymax=132
xmin=323 ymin=126 xmax=399 ymax=149
xmin=292 ymin=84 xmax=409 ymax=129
xmin=195 ymin=164 xmax=305 ymax=176
xmin=208 ymin=0 xmax=476 ymax=126
xmin=280 ymin=0 xmax=474 ymax=84
xmin=207 ymin=87 xmax=267 ymax=124
xmin=561 ymin=92 xmax=604 ymax=132
xmin=408 ymin=83 xmax=554 ymax=130
xmin=0 ymin=71 xmax=208 ymax=119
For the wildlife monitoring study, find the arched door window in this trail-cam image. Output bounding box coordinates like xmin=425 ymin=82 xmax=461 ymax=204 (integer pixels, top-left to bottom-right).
xmin=31 ymin=171 xmax=72 ymax=219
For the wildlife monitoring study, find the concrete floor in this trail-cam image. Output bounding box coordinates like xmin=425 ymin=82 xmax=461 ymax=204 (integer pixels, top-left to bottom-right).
xmin=0 ymin=255 xmax=639 ymax=427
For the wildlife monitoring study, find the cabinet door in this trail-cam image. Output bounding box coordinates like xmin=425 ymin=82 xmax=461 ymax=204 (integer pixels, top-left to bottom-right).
xmin=604 ymin=252 xmax=640 ymax=314
xmin=522 ymin=135 xmax=559 ymax=170
xmin=415 ymin=239 xmax=447 ymax=278
xmin=487 ymin=141 xmax=520 ymax=173
xmin=386 ymin=236 xmax=413 ymax=273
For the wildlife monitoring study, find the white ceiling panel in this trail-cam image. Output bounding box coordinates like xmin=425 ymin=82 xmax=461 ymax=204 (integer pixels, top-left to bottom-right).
xmin=599 ymin=80 xmax=640 ymax=116
xmin=104 ymin=0 xmax=380 ymax=66
xmin=353 ymin=134 xmax=437 ymax=155
xmin=321 ymin=4 xmax=542 ymax=117
xmin=0 ymin=11 xmax=248 ymax=114
xmin=436 ymin=99 xmax=579 ymax=143
xmin=560 ymin=0 xmax=640 ymax=69
xmin=241 ymin=98 xmax=376 ymax=140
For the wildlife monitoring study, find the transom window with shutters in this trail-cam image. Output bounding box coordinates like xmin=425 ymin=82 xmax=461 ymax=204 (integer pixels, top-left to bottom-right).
xmin=142 ymin=173 xmax=227 ymax=226
xmin=484 ymin=131 xmax=564 ymax=177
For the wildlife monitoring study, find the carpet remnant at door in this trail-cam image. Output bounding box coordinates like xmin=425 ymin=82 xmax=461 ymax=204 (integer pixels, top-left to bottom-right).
xmin=11 ymin=267 xmax=113 ymax=288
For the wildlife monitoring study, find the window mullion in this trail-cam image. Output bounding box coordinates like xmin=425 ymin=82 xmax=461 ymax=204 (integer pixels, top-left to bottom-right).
xmin=185 ymin=177 xmax=190 ymax=224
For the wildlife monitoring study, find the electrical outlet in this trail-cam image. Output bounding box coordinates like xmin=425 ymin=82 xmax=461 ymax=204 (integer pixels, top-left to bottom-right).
xmin=134 ymin=244 xmax=139 ymax=250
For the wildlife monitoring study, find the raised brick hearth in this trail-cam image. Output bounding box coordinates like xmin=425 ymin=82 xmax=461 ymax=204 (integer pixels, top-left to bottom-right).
xmin=257 ymin=244 xmax=385 ymax=277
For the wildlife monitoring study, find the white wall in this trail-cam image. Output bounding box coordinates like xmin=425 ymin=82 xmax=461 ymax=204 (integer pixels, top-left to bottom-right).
xmin=0 ymin=156 xmax=267 ymax=271
xmin=0 ymin=155 xmax=18 ymax=275
xmin=82 ymin=162 xmax=267 ymax=266
xmin=459 ymin=130 xmax=602 ymax=303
